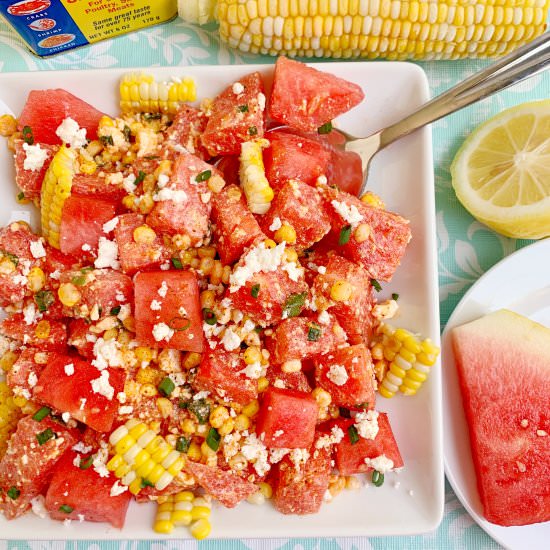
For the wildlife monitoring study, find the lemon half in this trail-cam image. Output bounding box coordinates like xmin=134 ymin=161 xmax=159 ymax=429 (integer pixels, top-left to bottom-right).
xmin=451 ymin=100 xmax=550 ymax=239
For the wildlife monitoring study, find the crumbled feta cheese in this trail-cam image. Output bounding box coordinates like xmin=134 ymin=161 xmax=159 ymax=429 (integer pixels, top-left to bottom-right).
xmin=117 ymin=303 xmax=131 ymax=321
xmin=63 ymin=519 xmax=72 ymax=527
xmin=91 ymin=370 xmax=115 ymax=400
xmin=29 ymin=239 xmax=46 ymax=259
xmin=372 ymin=299 xmax=399 ymax=320
xmin=269 ymin=448 xmax=290 ymax=464
xmin=281 ymin=261 xmax=303 ymax=282
xmin=55 ymin=117 xmax=87 ymax=149
xmin=122 ymin=173 xmax=136 ymax=193
xmin=221 ymin=327 xmax=241 ymax=351
xmin=193 ymin=391 xmax=210 ymax=401
xmin=318 ymin=310 xmax=331 ymax=325
xmin=85 ymin=333 xmax=97 ymax=343
xmin=23 ymin=302 xmax=38 ymax=325
xmin=364 ymin=454 xmax=394 ymax=474
xmin=157 ymin=174 xmax=170 ymax=188
xmin=81 ymin=243 xmax=92 ymax=252
xmin=240 ymin=361 xmax=264 ymax=379
xmin=22 ymin=142 xmax=48 ymax=172
xmin=232 ymin=82 xmax=245 ymax=95
xmin=158 ymin=281 xmax=168 ymax=298
xmin=178 ymin=306 xmax=188 ymax=317
xmin=315 ymin=426 xmax=345 ymax=449
xmin=30 ymin=495 xmax=48 ymax=518
xmin=257 ymin=92 xmax=266 ymax=111
xmin=537 ymin=429 xmax=548 ymax=437
xmin=150 ymin=299 xmax=162 ymax=311
xmin=240 ymin=433 xmax=270 ymax=477
xmin=289 ymin=448 xmax=310 ymax=469
xmin=200 ymin=192 xmax=211 ymax=204
xmin=27 ymin=371 xmax=38 ymax=388
xmin=153 ymin=187 xmax=187 ymax=203
xmin=354 ymin=410 xmax=379 ymax=440
xmin=92 ymin=337 xmax=123 ymax=370
xmin=152 ymin=322 xmax=174 ymax=343
xmin=105 ymin=172 xmax=123 ymax=186
xmin=102 ymin=217 xmax=119 ymax=233
xmin=92 ymin=442 xmax=110 ymax=478
xmin=94 ymin=237 xmax=120 ymax=269
xmin=64 ymin=363 xmax=75 ymax=376
xmin=327 ymin=364 xmax=349 ymax=386
xmin=61 ymin=412 xmax=71 ymax=423
xmin=269 ymin=217 xmax=282 ymax=231
xmin=229 ymin=242 xmax=286 ymax=291
xmin=331 ymin=199 xmax=363 ymax=227
xmin=317 ymin=175 xmax=328 ymax=185
xmin=118 ymin=405 xmax=133 ymax=415
xmin=520 ymin=419 xmax=529 ymax=428
xmin=516 ymin=461 xmax=527 ymax=473
xmin=50 ymin=269 xmax=61 ymax=280
xmin=242 ymin=319 xmax=256 ymax=334
xmin=72 ymin=442 xmax=93 ymax=454
xmin=110 ymin=481 xmax=128 ymax=497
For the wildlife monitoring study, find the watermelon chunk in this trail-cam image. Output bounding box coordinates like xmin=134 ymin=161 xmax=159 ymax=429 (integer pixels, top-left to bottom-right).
xmin=45 ymin=450 xmax=131 ymax=528
xmin=0 ymin=314 xmax=67 ymax=351
xmin=269 ymin=57 xmax=364 ymax=133
xmin=71 ymin=173 xmax=126 ymax=203
xmin=265 ymin=365 xmax=312 ymax=393
xmin=33 ymin=355 xmax=125 ymax=432
xmin=165 ymin=104 xmax=210 ymax=160
xmin=6 ymin=347 xmax=48 ymax=397
xmin=255 ymin=387 xmax=318 ymax=448
xmin=14 ymin=139 xmax=56 ymax=200
xmin=17 ymin=89 xmax=105 ymax=145
xmin=0 ymin=416 xmax=76 ymax=519
xmin=184 ymin=460 xmax=258 ymax=508
xmin=452 ymin=309 xmax=550 ymax=526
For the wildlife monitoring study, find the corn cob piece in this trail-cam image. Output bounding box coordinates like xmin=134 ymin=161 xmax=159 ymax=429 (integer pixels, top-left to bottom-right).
xmin=120 ymin=73 xmax=197 ymax=114
xmin=0 ymin=381 xmax=23 ymax=458
xmin=177 ymin=0 xmax=217 ymax=25
xmin=153 ymin=491 xmax=212 ymax=539
xmin=239 ymin=138 xmax=274 ymax=214
xmin=375 ymin=323 xmax=440 ymax=398
xmin=179 ymin=0 xmax=550 ymax=60
xmin=40 ymin=145 xmax=77 ymax=249
xmin=107 ymin=419 xmax=185 ymax=494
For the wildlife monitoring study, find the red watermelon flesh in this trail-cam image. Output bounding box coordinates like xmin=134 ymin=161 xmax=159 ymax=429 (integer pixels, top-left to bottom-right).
xmin=452 ymin=309 xmax=550 ymax=526
xmin=18 ymin=89 xmax=105 ymax=145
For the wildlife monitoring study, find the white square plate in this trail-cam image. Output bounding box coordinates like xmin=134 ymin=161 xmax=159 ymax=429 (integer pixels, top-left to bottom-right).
xmin=0 ymin=62 xmax=442 ymax=539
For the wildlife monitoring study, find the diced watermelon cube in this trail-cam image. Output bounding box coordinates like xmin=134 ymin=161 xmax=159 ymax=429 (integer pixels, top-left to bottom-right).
xmin=134 ymin=270 xmax=204 ymax=353
xmin=333 ymin=414 xmax=404 ymax=476
xmin=201 ymin=72 xmax=266 ymax=156
xmin=42 ymin=246 xmax=81 ymax=278
xmin=0 ymin=314 xmax=67 ymax=351
xmin=327 ymin=148 xmax=363 ymax=196
xmin=268 ymin=313 xmax=347 ymax=365
xmin=215 ymin=155 xmax=240 ymax=187
xmin=263 ymin=131 xmax=331 ymax=189
xmin=45 ymin=450 xmax=131 ymax=528
xmin=314 ymin=344 xmax=376 ymax=408
xmin=193 ymin=349 xmax=258 ymax=405
xmin=312 ymin=254 xmax=375 ymax=344
xmin=256 ymin=387 xmax=318 ymax=448
xmin=146 ymin=152 xmax=216 ymax=244
xmin=7 ymin=347 xmax=47 ymax=396
xmin=165 ymin=104 xmax=210 ymax=160
xmin=67 ymin=318 xmax=96 ymax=359
xmin=14 ymin=139 xmax=56 ymax=200
xmin=321 ymin=186 xmax=412 ymax=281
xmin=211 ymin=185 xmax=265 ymax=265
xmin=265 ymin=365 xmax=311 ymax=393
xmin=17 ymin=89 xmax=105 ymax=145
xmin=272 ymin=433 xmax=331 ymax=515
xmin=71 ymin=173 xmax=126 ymax=203
xmin=269 ymin=57 xmax=364 ymax=133
xmin=184 ymin=460 xmax=258 ymax=508
xmin=59 ymin=195 xmax=117 ymax=257
xmin=115 ymin=213 xmax=170 ymax=275
xmin=260 ymin=179 xmax=331 ymax=251
xmin=58 ymin=268 xmax=133 ymax=321
xmin=0 ymin=416 xmax=76 ymax=519
xmin=33 ymin=354 xmax=125 ymax=432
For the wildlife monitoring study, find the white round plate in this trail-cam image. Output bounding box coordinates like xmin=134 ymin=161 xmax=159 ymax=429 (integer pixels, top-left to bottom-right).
xmin=441 ymin=238 xmax=550 ymax=550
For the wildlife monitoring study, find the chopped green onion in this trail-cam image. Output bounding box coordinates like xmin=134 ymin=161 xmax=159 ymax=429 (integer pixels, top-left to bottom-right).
xmin=169 ymin=317 xmax=191 ymax=332
xmin=202 ymin=308 xmax=217 ymax=325
xmin=237 ymin=104 xmax=249 ymax=113
xmin=317 ymin=122 xmax=333 ymax=135
xmin=338 ymin=225 xmax=352 ymax=246
xmin=250 ymin=284 xmax=260 ymax=299
xmin=372 ymin=471 xmax=385 ymax=487
xmin=371 ymin=279 xmax=382 ymax=292
xmin=1 ymin=250 xmax=19 ymax=267
xmin=348 ymin=425 xmax=359 ymax=445
xmin=248 ymin=126 xmax=258 ymax=136
xmin=356 ymin=402 xmax=370 ymax=409
xmin=17 ymin=192 xmax=25 ymax=201
xmin=123 ymin=125 xmax=131 ymax=141
xmin=32 ymin=406 xmax=51 ymax=422
xmin=135 ymin=170 xmax=146 ymax=185
xmin=59 ymin=504 xmax=73 ymax=514
xmin=34 ymin=290 xmax=54 ymax=313
xmin=195 ymin=170 xmax=212 ymax=183
xmin=79 ymin=455 xmax=94 ymax=470
xmin=158 ymin=377 xmax=175 ymax=397
xmin=71 ymin=275 xmax=87 ymax=286
xmin=22 ymin=126 xmax=34 ymax=145
xmin=144 ymin=113 xmax=162 ymax=121
xmin=206 ymin=427 xmax=221 ymax=451
xmin=307 ymin=323 xmax=322 ymax=342
xmin=141 ymin=479 xmax=154 ymax=488
xmin=391 ymin=293 xmax=399 ymax=301
xmin=187 ymin=398 xmax=210 ymax=424
xmin=176 ymin=436 xmax=191 ymax=453
xmin=99 ymin=135 xmax=114 ymax=147
xmin=36 ymin=428 xmax=54 ymax=445
xmin=110 ymin=306 xmax=121 ymax=316
xmin=7 ymin=487 xmax=20 ymax=500
xmin=171 ymin=257 xmax=183 ymax=270
xmin=283 ymin=292 xmax=307 ymax=319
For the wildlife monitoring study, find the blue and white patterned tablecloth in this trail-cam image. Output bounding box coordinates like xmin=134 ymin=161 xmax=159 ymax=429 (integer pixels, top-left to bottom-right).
xmin=1 ymin=14 xmax=550 ymax=550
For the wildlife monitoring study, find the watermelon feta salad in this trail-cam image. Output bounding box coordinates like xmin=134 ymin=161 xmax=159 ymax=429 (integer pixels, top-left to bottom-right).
xmin=0 ymin=58 xmax=439 ymax=537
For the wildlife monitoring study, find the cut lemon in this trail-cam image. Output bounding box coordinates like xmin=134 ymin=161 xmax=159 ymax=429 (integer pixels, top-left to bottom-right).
xmin=451 ymin=100 xmax=550 ymax=239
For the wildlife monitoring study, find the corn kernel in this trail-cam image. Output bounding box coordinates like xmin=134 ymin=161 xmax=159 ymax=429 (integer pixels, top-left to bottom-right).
xmin=274 ymin=223 xmax=297 ymax=244
xmin=35 ymin=320 xmax=51 ymax=339
xmin=140 ymin=383 xmax=157 ymax=397
xmin=312 ymin=387 xmax=332 ymax=408
xmin=242 ymin=399 xmax=260 ymax=418
xmin=281 ymin=359 xmax=302 ymax=373
xmin=264 ymin=239 xmax=277 ymax=249
xmin=354 ymin=223 xmax=371 ymax=243
xmin=360 ymin=191 xmax=385 ymax=209
xmin=207 ymin=174 xmax=225 ymax=193
xmin=283 ymin=247 xmax=298 ymax=263
xmin=257 ymin=376 xmax=269 ymax=392
xmin=190 ymin=518 xmax=211 ymax=540
xmin=200 ymin=290 xmax=216 ymax=310
xmin=0 ymin=114 xmax=17 ymax=137
xmin=156 ymin=397 xmax=173 ymax=419
xmin=13 ymin=395 xmax=27 ymax=408
xmin=122 ymin=315 xmax=135 ymax=332
xmin=209 ymin=406 xmax=229 ymax=429
xmin=218 ymin=418 xmax=234 ymax=436
xmin=234 ymin=413 xmax=250 ymax=431
xmin=243 ymin=346 xmax=262 ymax=365
xmin=330 ymin=280 xmax=353 ymax=302
xmin=191 ymin=505 xmax=211 ymax=520
xmin=0 ymin=351 xmax=18 ymax=373
xmin=258 ymin=481 xmax=273 ymax=499
xmin=135 ymin=346 xmax=154 ymax=364
xmin=133 ymin=224 xmax=157 ymax=244
xmin=181 ymin=418 xmax=197 ymax=434
xmin=200 ymin=441 xmax=217 ymax=457
xmin=187 ymin=442 xmax=201 ymax=461
xmin=27 ymin=267 xmax=46 ymax=292
xmin=153 ymin=520 xmax=174 ymax=534
xmin=58 ymin=283 xmax=81 ymax=307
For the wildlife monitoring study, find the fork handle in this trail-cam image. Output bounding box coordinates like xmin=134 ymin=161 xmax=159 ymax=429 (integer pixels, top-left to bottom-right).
xmin=379 ymin=32 xmax=550 ymax=150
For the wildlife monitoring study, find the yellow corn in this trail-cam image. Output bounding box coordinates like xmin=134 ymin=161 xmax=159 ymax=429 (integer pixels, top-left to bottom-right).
xmin=41 ymin=145 xmax=77 ymax=248
xmin=108 ymin=419 xmax=184 ymax=494
xmin=376 ymin=323 xmax=440 ymax=398
xmin=330 ymin=280 xmax=353 ymax=302
xmin=182 ymin=0 xmax=550 ymax=60
xmin=0 ymin=382 xmax=23 ymax=458
xmin=274 ymin=223 xmax=297 ymax=245
xmin=239 ymin=138 xmax=274 ymax=214
xmin=120 ymin=73 xmax=197 ymax=114
xmin=153 ymin=492 xmax=211 ymax=539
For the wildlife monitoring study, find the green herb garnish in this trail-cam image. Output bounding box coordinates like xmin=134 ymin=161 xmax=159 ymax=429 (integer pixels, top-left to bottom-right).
xmin=248 ymin=126 xmax=258 ymax=136
xmin=123 ymin=125 xmax=131 ymax=141
xmin=36 ymin=428 xmax=54 ymax=445
xmin=338 ymin=225 xmax=352 ymax=246
xmin=206 ymin=427 xmax=221 ymax=451
xmin=187 ymin=398 xmax=210 ymax=424
xmin=370 ymin=278 xmax=382 ymax=292
xmin=59 ymin=504 xmax=73 ymax=514
xmin=17 ymin=192 xmax=25 ymax=201
xmin=307 ymin=322 xmax=322 ymax=342
xmin=237 ymin=104 xmax=249 ymax=113
xmin=7 ymin=487 xmax=20 ymax=500
xmin=141 ymin=479 xmax=154 ymax=488
xmin=32 ymin=406 xmax=51 ymax=422
xmin=171 ymin=257 xmax=183 ymax=270
xmin=34 ymin=290 xmax=54 ymax=313
xmin=251 ymin=284 xmax=260 ymax=299
xmin=71 ymin=275 xmax=87 ymax=286
xmin=169 ymin=317 xmax=191 ymax=332
xmin=348 ymin=425 xmax=359 ymax=445
xmin=135 ymin=170 xmax=146 ymax=185
xmin=79 ymin=455 xmax=94 ymax=470
xmin=22 ymin=126 xmax=34 ymax=145
xmin=391 ymin=293 xmax=399 ymax=301
xmin=195 ymin=170 xmax=212 ymax=183
xmin=283 ymin=292 xmax=307 ymax=318
xmin=175 ymin=436 xmax=191 ymax=453
xmin=110 ymin=306 xmax=121 ymax=316
xmin=99 ymin=135 xmax=114 ymax=147
xmin=1 ymin=250 xmax=19 ymax=266
xmin=158 ymin=377 xmax=175 ymax=397
xmin=372 ymin=471 xmax=385 ymax=487
xmin=143 ymin=113 xmax=162 ymax=121
xmin=202 ymin=308 xmax=217 ymax=325
xmin=317 ymin=122 xmax=333 ymax=135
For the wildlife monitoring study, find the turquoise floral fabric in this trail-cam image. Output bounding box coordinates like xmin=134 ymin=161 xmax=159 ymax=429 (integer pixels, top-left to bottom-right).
xmin=1 ymin=14 xmax=550 ymax=550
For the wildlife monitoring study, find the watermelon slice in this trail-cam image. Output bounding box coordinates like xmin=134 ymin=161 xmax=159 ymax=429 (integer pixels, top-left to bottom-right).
xmin=452 ymin=309 xmax=550 ymax=526
xmin=17 ymin=89 xmax=105 ymax=145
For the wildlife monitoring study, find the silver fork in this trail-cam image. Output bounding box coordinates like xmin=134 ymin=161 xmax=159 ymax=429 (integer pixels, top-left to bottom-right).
xmin=342 ymin=32 xmax=550 ymax=197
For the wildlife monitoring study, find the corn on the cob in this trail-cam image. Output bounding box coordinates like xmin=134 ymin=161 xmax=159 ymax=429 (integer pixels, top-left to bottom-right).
xmin=239 ymin=138 xmax=274 ymax=214
xmin=153 ymin=491 xmax=212 ymax=539
xmin=0 ymin=381 xmax=23 ymax=458
xmin=40 ymin=145 xmax=77 ymax=249
xmin=107 ymin=419 xmax=185 ymax=494
xmin=120 ymin=73 xmax=197 ymax=114
xmin=375 ymin=323 xmax=440 ymax=398
xmin=179 ymin=0 xmax=550 ymax=60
